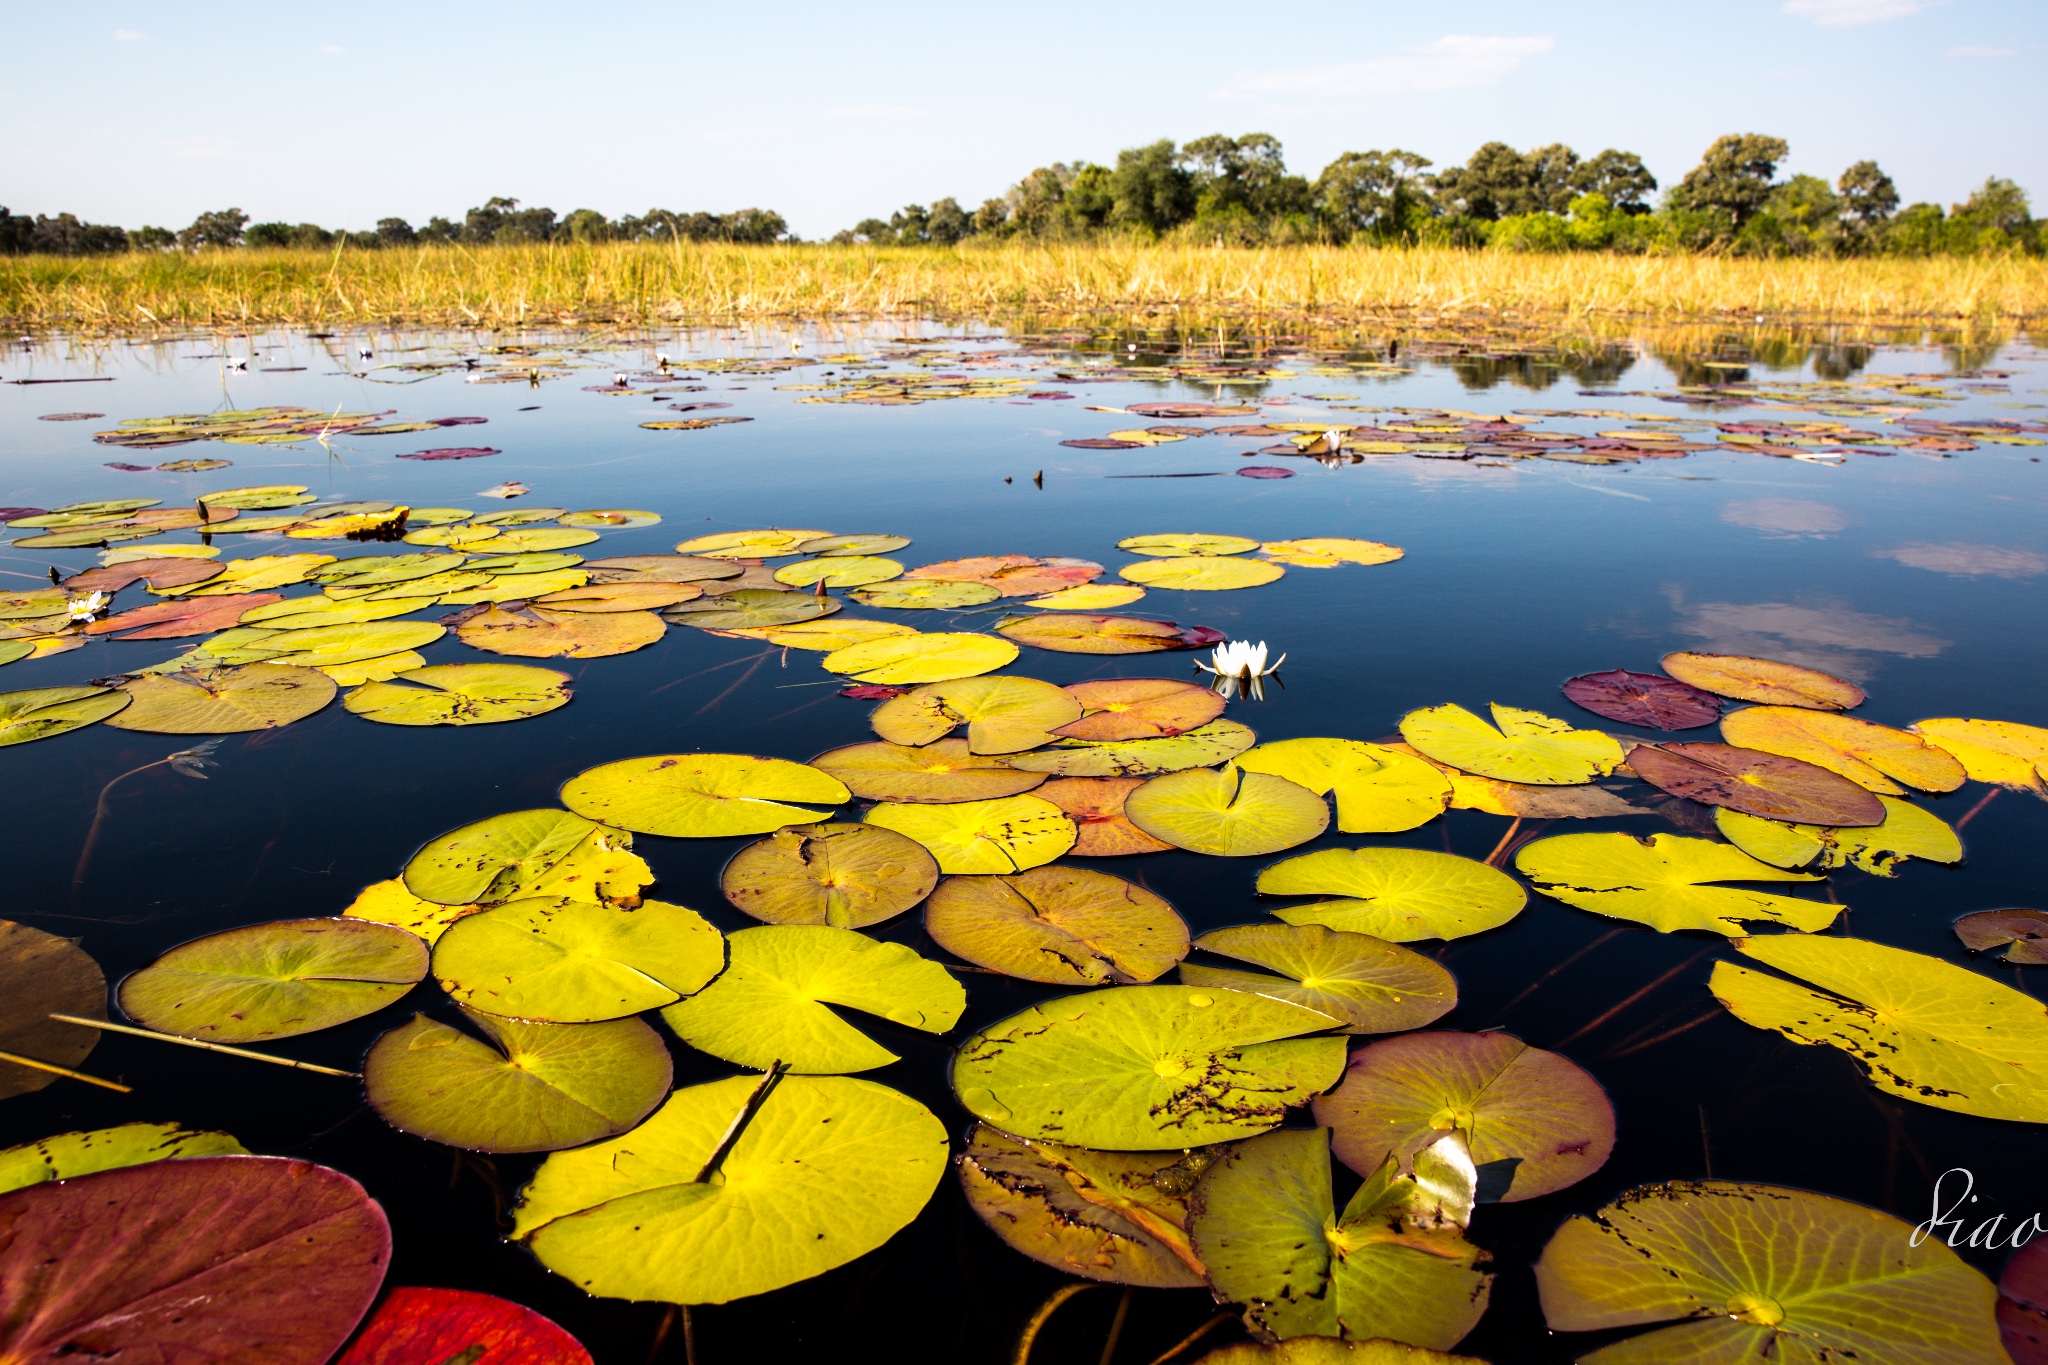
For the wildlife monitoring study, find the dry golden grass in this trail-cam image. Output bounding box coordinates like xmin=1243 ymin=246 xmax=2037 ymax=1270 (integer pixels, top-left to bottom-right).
xmin=2 ymin=241 xmax=2043 ymax=333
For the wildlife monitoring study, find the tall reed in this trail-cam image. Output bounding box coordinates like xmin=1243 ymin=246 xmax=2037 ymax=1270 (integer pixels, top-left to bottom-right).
xmin=2 ymin=242 xmax=2042 ymax=333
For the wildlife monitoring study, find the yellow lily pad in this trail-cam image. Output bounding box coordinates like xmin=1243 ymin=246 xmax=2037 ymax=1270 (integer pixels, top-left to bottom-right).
xmin=343 ymin=663 xmax=572 ymax=726
xmin=561 ymin=753 xmax=849 ymax=837
xmin=1124 ymin=763 xmax=1329 ymax=856
xmin=865 ymin=794 xmax=1075 ymax=874
xmin=1236 ymin=738 xmax=1451 ymax=833
xmin=1119 ymin=557 xmax=1285 ymax=591
xmin=720 ymin=823 xmax=938 ymax=928
xmin=1258 ymin=847 xmax=1527 ymax=943
xmin=924 ymin=865 xmax=1189 ymax=985
xmin=1400 ymin=702 xmax=1624 ymax=785
xmin=821 ymin=632 xmax=1018 ymax=684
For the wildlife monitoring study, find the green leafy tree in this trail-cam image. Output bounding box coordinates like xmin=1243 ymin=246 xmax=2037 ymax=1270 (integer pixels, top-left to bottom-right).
xmin=1667 ymin=134 xmax=1790 ymax=234
xmin=1836 ymin=161 xmax=1899 ymax=226
xmin=1315 ymin=149 xmax=1432 ymax=240
xmin=1569 ymin=150 xmax=1657 ymax=213
xmin=131 ymin=225 xmax=176 ymax=251
xmin=972 ymin=198 xmax=1010 ymax=235
xmin=561 ymin=209 xmax=611 ymax=243
xmin=374 ymin=217 xmax=417 ymax=247
xmin=927 ymin=197 xmax=971 ymax=244
xmin=1109 ymin=140 xmax=1195 ymax=234
xmin=1956 ymin=177 xmax=2032 ymax=236
xmin=245 ymin=222 xmax=334 ymax=249
xmin=177 ymin=207 xmax=249 ymax=249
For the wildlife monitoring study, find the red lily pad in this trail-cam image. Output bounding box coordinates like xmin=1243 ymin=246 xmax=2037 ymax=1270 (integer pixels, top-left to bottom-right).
xmin=397 ymin=448 xmax=500 ymax=462
xmin=0 ymin=1155 xmax=389 ymax=1363
xmin=996 ymin=613 xmax=1213 ymax=655
xmin=86 ymin=592 xmax=284 ymax=640
xmin=1954 ymin=909 xmax=2048 ymax=965
xmin=0 ymin=507 xmax=48 ymax=521
xmin=1562 ymin=669 xmax=1722 ymax=730
xmin=1127 ymin=402 xmax=1259 ymax=418
xmin=105 ymin=462 xmax=155 ymax=472
xmin=1629 ymin=741 xmax=1886 ymax=826
xmin=64 ymin=557 xmax=224 ymax=593
xmin=430 ymin=417 xmax=488 ymax=426
xmin=2002 ymin=1236 xmax=2048 ymax=1364
xmin=335 ymin=1286 xmax=591 ymax=1365
xmin=1237 ymin=466 xmax=1294 ymax=479
xmin=840 ymin=683 xmax=913 ymax=700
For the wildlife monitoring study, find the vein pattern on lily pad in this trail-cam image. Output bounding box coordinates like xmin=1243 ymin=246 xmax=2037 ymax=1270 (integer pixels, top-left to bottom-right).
xmin=1259 ymin=848 xmax=1526 ymax=943
xmin=925 ymin=865 xmax=1189 ymax=985
xmin=1515 ymin=832 xmax=1832 ymax=935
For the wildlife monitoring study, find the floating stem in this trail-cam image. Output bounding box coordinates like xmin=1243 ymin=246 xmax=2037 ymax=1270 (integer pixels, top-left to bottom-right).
xmin=48 ymin=1013 xmax=360 ymax=1077
xmin=0 ymin=1047 xmax=132 ymax=1093
xmin=694 ymin=1061 xmax=789 ymax=1184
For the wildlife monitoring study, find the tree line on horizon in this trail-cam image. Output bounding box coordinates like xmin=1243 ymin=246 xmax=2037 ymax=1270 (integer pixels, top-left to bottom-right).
xmin=839 ymin=133 xmax=2039 ymax=257
xmin=0 ymin=132 xmax=2036 ymax=258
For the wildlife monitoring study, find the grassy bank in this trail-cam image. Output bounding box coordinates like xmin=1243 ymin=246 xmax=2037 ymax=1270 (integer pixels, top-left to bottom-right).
xmin=3 ymin=241 xmax=2044 ymax=333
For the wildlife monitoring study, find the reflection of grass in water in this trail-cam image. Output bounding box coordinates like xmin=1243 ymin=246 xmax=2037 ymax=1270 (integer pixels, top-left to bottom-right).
xmin=2 ymin=242 xmax=2044 ymax=330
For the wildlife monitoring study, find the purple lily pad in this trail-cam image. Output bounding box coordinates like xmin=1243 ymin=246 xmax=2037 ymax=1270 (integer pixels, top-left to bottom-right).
xmin=0 ymin=507 xmax=49 ymax=521
xmin=666 ymin=402 xmax=732 ymax=413
xmin=1237 ymin=466 xmax=1294 ymax=479
xmin=1060 ymin=438 xmax=1142 ymax=450
xmin=1562 ymin=669 xmax=1722 ymax=730
xmin=396 ymin=447 xmax=501 ymax=462
xmin=104 ymin=462 xmax=154 ymax=472
xmin=431 ymin=416 xmax=488 ymax=426
xmin=840 ymin=683 xmax=913 ymax=700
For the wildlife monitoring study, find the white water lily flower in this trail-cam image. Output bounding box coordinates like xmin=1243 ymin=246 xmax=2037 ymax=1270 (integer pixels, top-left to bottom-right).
xmin=1195 ymin=639 xmax=1286 ymax=701
xmin=66 ymin=591 xmax=109 ymax=622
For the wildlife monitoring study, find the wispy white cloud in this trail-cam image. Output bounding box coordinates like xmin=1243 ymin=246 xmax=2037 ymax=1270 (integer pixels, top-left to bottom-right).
xmin=1946 ymin=44 xmax=2018 ymax=58
xmin=828 ymin=104 xmax=929 ymax=120
xmin=113 ymin=28 xmax=144 ymax=41
xmin=320 ymin=44 xmax=346 ymax=55
xmin=1224 ymin=35 xmax=1554 ymax=100
xmin=1781 ymin=0 xmax=1925 ymax=28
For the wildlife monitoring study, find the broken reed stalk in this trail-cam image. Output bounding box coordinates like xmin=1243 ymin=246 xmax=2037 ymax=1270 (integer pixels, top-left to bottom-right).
xmin=1011 ymin=1282 xmax=1102 ymax=1365
xmin=694 ymin=1061 xmax=789 ymax=1184
xmin=1481 ymin=817 xmax=1523 ymax=867
xmin=1098 ymin=1287 xmax=1134 ymax=1365
xmin=1553 ymin=949 xmax=1715 ymax=1047
xmin=0 ymin=1047 xmax=132 ymax=1093
xmin=47 ymin=1013 xmax=360 ymax=1077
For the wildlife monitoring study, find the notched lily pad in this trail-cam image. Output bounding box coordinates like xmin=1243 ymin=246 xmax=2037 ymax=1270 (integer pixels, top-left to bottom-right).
xmin=810 ymin=738 xmax=1046 ymax=802
xmin=870 ymin=675 xmax=1083 ymax=753
xmin=925 ymin=865 xmax=1189 ymax=985
xmin=432 ymin=897 xmax=724 ymax=1022
xmin=0 ymin=919 xmax=110 ymax=1099
xmin=365 ymin=1007 xmax=672 ymax=1152
xmin=1629 ymin=741 xmax=1886 ymax=826
xmin=664 ymin=589 xmax=838 ymax=630
xmin=561 ymin=753 xmax=848 ymax=838
xmin=1007 ymin=718 xmax=1257 ymax=777
xmin=1516 ymin=831 xmax=1831 ymax=936
xmin=1562 ymin=669 xmax=1722 ymax=730
xmin=1955 ymin=909 xmax=2048 ymax=964
xmin=344 ymin=663 xmax=571 ymax=727
xmin=721 ymin=822 xmax=938 ymax=928
xmin=1720 ymin=706 xmax=1965 ymax=794
xmin=403 ymin=809 xmax=649 ymax=907
xmin=1400 ymin=703 xmax=1624 ymax=786
xmin=1183 ymin=924 xmax=1456 ymax=1035
xmin=1259 ymin=848 xmax=1526 ymax=943
xmin=1034 ymin=776 xmax=1175 ymax=856
xmin=1714 ymin=798 xmax=1960 ymax=877
xmin=1125 ymin=762 xmax=1329 ymax=856
xmin=1236 ymin=738 xmax=1451 ymax=834
xmin=0 ymin=1122 xmax=247 ymax=1196
xmin=662 ymin=924 xmax=964 ymax=1073
xmin=1055 ymin=678 xmax=1223 ymax=742
xmin=951 ymin=985 xmax=1346 ymax=1150
xmin=865 ymin=794 xmax=1075 ymax=874
xmin=0 ymin=685 xmax=131 ymax=746
xmin=1314 ymin=1030 xmax=1613 ymax=1201
xmin=118 ymin=917 xmax=428 ymax=1042
xmin=958 ymin=1123 xmax=1206 ymax=1288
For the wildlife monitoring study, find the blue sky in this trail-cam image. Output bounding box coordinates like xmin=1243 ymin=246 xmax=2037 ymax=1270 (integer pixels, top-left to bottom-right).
xmin=3 ymin=0 xmax=2041 ymax=239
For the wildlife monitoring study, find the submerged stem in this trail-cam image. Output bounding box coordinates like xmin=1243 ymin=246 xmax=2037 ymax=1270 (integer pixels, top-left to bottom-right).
xmin=71 ymin=756 xmax=171 ymax=896
xmin=1140 ymin=1312 xmax=1234 ymax=1365
xmin=1011 ymin=1283 xmax=1099 ymax=1365
xmin=1097 ymin=1287 xmax=1134 ymax=1365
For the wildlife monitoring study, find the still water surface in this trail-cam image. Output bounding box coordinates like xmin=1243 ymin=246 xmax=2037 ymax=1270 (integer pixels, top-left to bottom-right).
xmin=3 ymin=325 xmax=2046 ymax=1362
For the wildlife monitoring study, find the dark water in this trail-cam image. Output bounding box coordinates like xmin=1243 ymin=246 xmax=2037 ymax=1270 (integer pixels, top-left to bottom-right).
xmin=3 ymin=325 xmax=2047 ymax=1363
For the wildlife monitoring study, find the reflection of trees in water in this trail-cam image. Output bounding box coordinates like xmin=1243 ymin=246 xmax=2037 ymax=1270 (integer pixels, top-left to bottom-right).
xmin=1446 ymin=345 xmax=1636 ymax=392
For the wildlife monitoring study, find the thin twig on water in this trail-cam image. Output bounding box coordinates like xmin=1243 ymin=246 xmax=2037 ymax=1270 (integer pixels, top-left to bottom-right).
xmin=48 ymin=1013 xmax=359 ymax=1077
xmin=1488 ymin=928 xmax=1625 ymax=1024
xmin=1955 ymin=787 xmax=2001 ymax=830
xmin=1482 ymin=817 xmax=1523 ymax=867
xmin=694 ymin=1062 xmax=789 ymax=1183
xmin=0 ymin=1047 xmax=131 ymax=1093
xmin=1604 ymin=1008 xmax=1725 ymax=1059
xmin=1554 ymin=950 xmax=1713 ymax=1047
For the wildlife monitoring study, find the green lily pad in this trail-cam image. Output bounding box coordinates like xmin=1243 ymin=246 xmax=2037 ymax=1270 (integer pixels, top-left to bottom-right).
xmin=474 ymin=527 xmax=600 ymax=554
xmin=1535 ymin=1180 xmax=2003 ymax=1363
xmin=344 ymin=663 xmax=572 ymax=726
xmin=1194 ymin=1340 xmax=1485 ymax=1365
xmin=1006 ymin=719 xmax=1258 ymax=777
xmin=869 ymin=675 xmax=1084 ymax=754
xmin=773 ymin=556 xmax=902 ymax=589
xmin=821 ymin=632 xmax=1019 ymax=685
xmin=364 ymin=1007 xmax=671 ymax=1152
xmin=849 ymin=579 xmax=1000 ymax=610
xmin=721 ymin=823 xmax=938 ymax=928
xmin=432 ymin=897 xmax=724 ymax=1022
xmin=1181 ymin=924 xmax=1456 ymax=1035
xmin=197 ymin=484 xmax=314 ymax=510
xmin=1711 ymin=935 xmax=2048 ymax=1122
xmin=663 ymin=589 xmax=840 ymax=630
xmin=560 ymin=509 xmax=662 ymax=528
xmin=467 ymin=552 xmax=586 ymax=575
xmin=799 ymin=533 xmax=910 ymax=556
xmin=809 ymin=739 xmax=1046 ymax=802
xmin=1120 ymin=556 xmax=1283 ymax=591
xmin=0 ymin=685 xmax=130 ymax=746
xmin=1713 ymin=798 xmax=1961 ymax=877
xmin=584 ymin=554 xmax=742 ymax=585
xmin=0 ymin=1122 xmax=248 ymax=1197
xmin=1117 ymin=533 xmax=1261 ymax=557
xmin=0 ymin=919 xmax=109 ymax=1101
xmin=661 ymin=925 xmax=964 ymax=1073
xmin=513 ymin=1074 xmax=949 ymax=1303
xmin=924 ymin=865 xmax=1189 ymax=985
xmin=951 ymin=985 xmax=1346 ymax=1150
xmin=1400 ymin=703 xmax=1624 ymax=786
xmin=238 ymin=595 xmax=435 ymax=630
xmin=865 ymin=794 xmax=1075 ymax=874
xmin=106 ymin=664 xmax=337 ymax=734
xmin=1314 ymin=1030 xmax=1614 ymax=1201
xmin=560 ymin=753 xmax=849 ymax=838
xmin=1236 ymin=739 xmax=1453 ymax=834
xmin=1125 ymin=763 xmax=1330 ymax=856
xmin=118 ymin=917 xmax=428 ymax=1043
xmin=957 ymin=1123 xmax=1205 ymax=1288
xmin=403 ymin=808 xmax=649 ymax=906
xmin=258 ymin=620 xmax=447 ymax=668
xmin=1514 ymin=832 xmax=1832 ymax=936
xmin=1189 ymin=1126 xmax=1492 ymax=1348
xmin=1258 ymin=848 xmax=1527 ymax=943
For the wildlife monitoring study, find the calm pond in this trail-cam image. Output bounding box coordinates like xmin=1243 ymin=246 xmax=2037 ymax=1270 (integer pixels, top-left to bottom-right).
xmin=2 ymin=323 xmax=2046 ymax=1364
